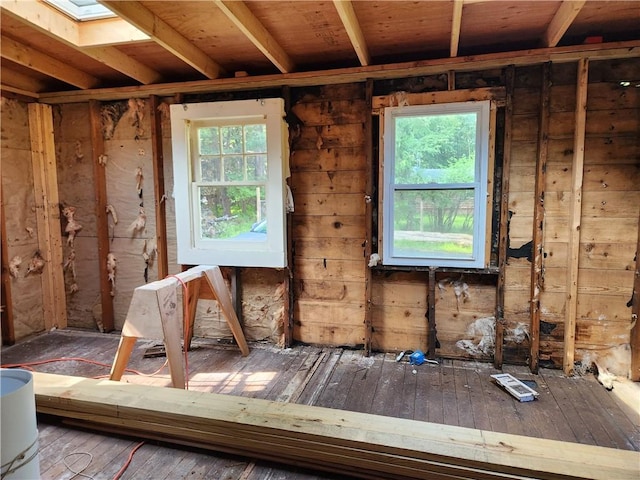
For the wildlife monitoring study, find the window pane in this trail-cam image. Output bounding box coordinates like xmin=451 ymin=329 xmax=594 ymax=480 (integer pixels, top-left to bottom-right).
xmin=199 ymin=185 xmax=266 ymax=240
xmin=246 ymin=154 xmax=267 ymax=181
xmin=200 ymin=156 xmax=221 ymax=182
xmin=221 ymin=126 xmax=243 ymax=154
xmin=394 ymin=113 xmax=477 ymax=184
xmin=223 ymin=155 xmax=244 ymax=181
xmin=392 ymin=189 xmax=475 ymax=259
xmin=198 ymin=127 xmax=219 ymax=155
xmin=244 ymin=124 xmax=267 ymax=153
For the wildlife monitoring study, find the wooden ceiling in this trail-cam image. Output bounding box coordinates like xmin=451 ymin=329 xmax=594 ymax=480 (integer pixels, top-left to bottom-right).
xmin=1 ymin=0 xmax=639 ymax=100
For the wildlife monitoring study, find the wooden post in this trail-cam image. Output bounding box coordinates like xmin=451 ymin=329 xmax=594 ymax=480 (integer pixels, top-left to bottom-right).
xmin=1 ymin=185 xmax=15 ymax=345
xmin=364 ymin=79 xmax=374 ymax=356
xmin=149 ymin=95 xmax=169 ymax=280
xmin=427 ymin=267 xmax=437 ymax=359
xmin=282 ymin=86 xmax=293 ymax=347
xmin=630 ymin=214 xmax=640 ymax=381
xmin=89 ymin=100 xmax=114 ymax=332
xmin=494 ymin=65 xmax=514 ymax=369
xmin=28 ymin=103 xmax=67 ymax=331
xmin=530 ymin=62 xmax=551 ymax=374
xmin=563 ymin=58 xmax=589 ymax=375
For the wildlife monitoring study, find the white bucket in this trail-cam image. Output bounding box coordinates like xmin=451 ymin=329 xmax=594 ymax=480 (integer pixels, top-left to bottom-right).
xmin=1 ymin=369 xmax=41 ymax=479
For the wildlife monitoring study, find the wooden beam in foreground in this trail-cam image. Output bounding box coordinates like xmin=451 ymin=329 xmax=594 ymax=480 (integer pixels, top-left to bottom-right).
xmin=32 ymin=372 xmax=639 ymax=480
xmin=563 ymin=58 xmax=589 ymax=375
xmin=37 ymin=41 xmax=640 ymax=104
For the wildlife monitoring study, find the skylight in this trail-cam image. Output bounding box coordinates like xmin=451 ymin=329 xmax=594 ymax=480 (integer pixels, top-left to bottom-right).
xmin=45 ymin=0 xmax=116 ymax=22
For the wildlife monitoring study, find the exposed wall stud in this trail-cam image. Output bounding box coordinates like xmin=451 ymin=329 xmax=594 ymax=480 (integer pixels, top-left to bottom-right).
xmin=90 ymin=99 xmax=115 ymax=331
xmin=530 ymin=62 xmax=551 ymax=374
xmin=563 ymin=58 xmax=589 ymax=375
xmin=149 ymin=95 xmax=169 ymax=279
xmin=494 ymin=65 xmax=515 ymax=369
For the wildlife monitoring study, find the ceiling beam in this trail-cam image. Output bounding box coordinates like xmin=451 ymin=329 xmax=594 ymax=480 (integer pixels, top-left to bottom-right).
xmin=450 ymin=0 xmax=464 ymax=57
xmin=83 ymin=46 xmax=162 ymax=84
xmin=100 ymin=0 xmax=225 ymax=79
xmin=1 ymin=35 xmax=100 ymax=89
xmin=0 ymin=67 xmax=47 ymax=94
xmin=214 ymin=0 xmax=295 ymax=73
xmin=333 ymin=0 xmax=370 ymax=66
xmin=544 ymin=0 xmax=586 ymax=48
xmin=1 ymin=0 xmax=161 ymax=84
xmin=36 ymin=41 xmax=640 ymax=104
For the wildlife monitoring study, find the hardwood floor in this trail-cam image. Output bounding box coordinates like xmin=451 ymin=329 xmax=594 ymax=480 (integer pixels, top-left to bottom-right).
xmin=2 ymin=329 xmax=639 ymax=479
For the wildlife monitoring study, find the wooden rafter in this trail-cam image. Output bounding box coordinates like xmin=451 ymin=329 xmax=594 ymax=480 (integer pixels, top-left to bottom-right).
xmin=0 ymin=67 xmax=47 ymax=94
xmin=450 ymin=0 xmax=464 ymax=57
xmin=83 ymin=45 xmax=162 ymax=85
xmin=0 ymin=0 xmax=159 ymax=84
xmin=333 ymin=0 xmax=370 ymax=66
xmin=101 ymin=0 xmax=225 ymax=79
xmin=1 ymin=35 xmax=100 ymax=89
xmin=214 ymin=0 xmax=295 ymax=73
xmin=544 ymin=0 xmax=586 ymax=48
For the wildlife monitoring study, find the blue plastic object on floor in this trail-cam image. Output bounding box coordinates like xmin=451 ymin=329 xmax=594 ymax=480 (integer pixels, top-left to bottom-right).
xmin=409 ymin=350 xmax=425 ymax=365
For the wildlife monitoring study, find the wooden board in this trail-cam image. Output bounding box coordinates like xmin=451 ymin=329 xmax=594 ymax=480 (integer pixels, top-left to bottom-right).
xmin=32 ymin=372 xmax=640 ymax=480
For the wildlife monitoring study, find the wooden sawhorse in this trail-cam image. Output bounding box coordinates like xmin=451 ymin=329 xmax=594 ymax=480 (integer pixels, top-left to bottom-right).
xmin=109 ymin=266 xmax=249 ymax=388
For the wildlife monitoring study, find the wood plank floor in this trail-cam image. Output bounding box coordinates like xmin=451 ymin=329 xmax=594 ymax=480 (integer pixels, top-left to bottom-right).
xmin=2 ymin=329 xmax=639 ymax=479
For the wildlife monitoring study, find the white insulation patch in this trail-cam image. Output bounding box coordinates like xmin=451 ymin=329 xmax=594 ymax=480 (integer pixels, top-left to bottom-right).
xmin=456 ymin=316 xmax=495 ymax=356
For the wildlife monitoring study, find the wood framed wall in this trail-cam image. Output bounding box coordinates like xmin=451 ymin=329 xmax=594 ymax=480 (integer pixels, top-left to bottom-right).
xmin=1 ymin=56 xmax=638 ymax=379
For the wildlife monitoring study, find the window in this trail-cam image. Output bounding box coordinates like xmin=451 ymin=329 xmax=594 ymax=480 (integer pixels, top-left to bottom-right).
xmin=381 ymin=100 xmax=491 ymax=268
xmin=45 ymin=0 xmax=116 ymax=21
xmin=171 ymin=99 xmax=288 ymax=268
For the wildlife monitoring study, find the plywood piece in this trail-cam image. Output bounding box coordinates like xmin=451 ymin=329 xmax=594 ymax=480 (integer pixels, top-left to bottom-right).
xmin=32 ymin=372 xmax=640 ymax=480
xmin=28 ymin=102 xmax=66 ymax=330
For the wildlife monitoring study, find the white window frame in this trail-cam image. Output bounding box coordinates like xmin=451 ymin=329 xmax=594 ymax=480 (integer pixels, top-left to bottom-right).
xmin=170 ymin=98 xmax=288 ymax=268
xmin=381 ymin=100 xmax=491 ymax=268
